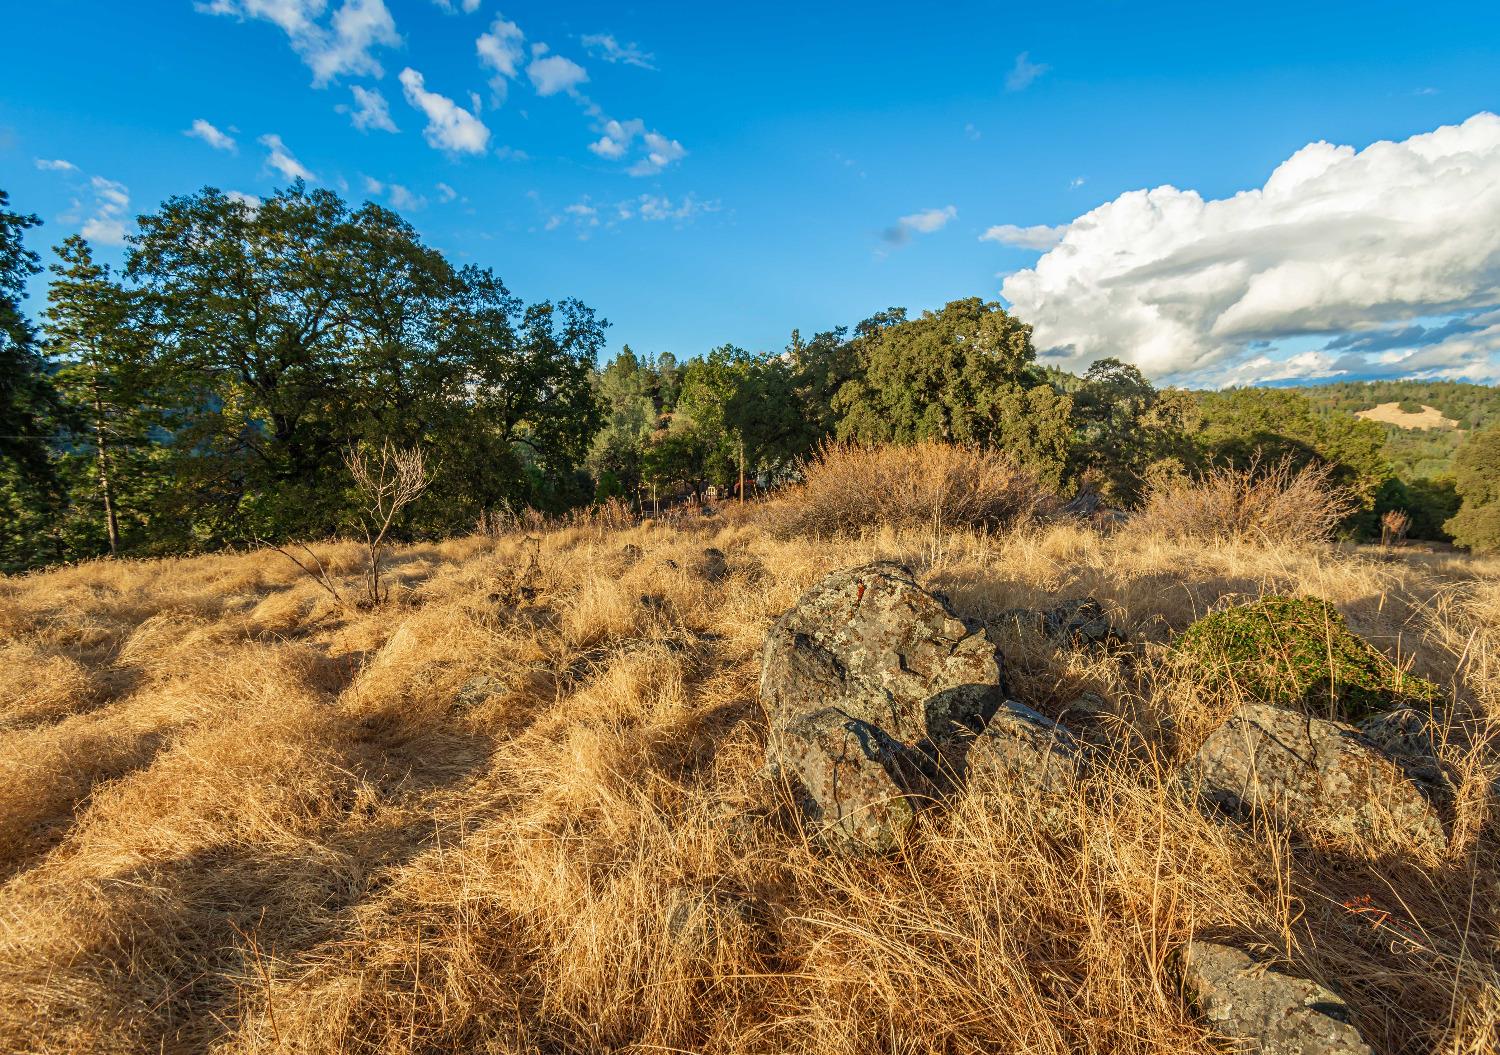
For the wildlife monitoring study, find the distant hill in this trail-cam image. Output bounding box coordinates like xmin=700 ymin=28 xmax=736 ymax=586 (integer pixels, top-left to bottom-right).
xmin=1355 ymin=402 xmax=1460 ymax=430
xmin=1296 ymin=380 xmax=1500 ymax=483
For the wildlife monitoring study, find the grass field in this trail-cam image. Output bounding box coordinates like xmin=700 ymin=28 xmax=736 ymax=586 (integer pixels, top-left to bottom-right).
xmin=2 ymin=506 xmax=1498 ymax=1054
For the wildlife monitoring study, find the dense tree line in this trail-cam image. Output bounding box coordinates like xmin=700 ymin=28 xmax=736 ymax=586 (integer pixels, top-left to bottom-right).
xmin=2 ymin=183 xmax=1497 ymax=570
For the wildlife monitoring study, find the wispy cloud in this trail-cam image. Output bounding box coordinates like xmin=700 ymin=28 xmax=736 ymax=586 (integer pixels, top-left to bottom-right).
xmin=1005 ymin=51 xmax=1048 ymax=92
xmin=581 ymin=32 xmax=655 ymax=70
xmin=345 ymin=85 xmax=398 ymax=132
xmin=185 ymin=118 xmax=237 ymax=151
xmin=980 ymin=223 xmax=1064 ymax=250
xmin=258 ymin=133 xmax=316 ymax=181
xmin=879 ymin=205 xmax=957 ymax=253
xmin=81 ymin=176 xmax=131 ymax=245
xmin=34 ymin=158 xmax=77 ymax=172
xmin=527 ymin=43 xmax=588 ymax=96
xmin=197 ymin=0 xmax=400 ymax=86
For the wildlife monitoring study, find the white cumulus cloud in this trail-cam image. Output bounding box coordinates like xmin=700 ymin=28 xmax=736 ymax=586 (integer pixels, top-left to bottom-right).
xmin=186 ymin=118 xmax=238 ymax=151
xmin=258 ymin=133 xmax=316 ymax=181
xmin=399 ymin=67 xmax=491 ymax=154
xmin=527 ymin=44 xmax=588 ymax=96
xmin=199 ymin=0 xmax=399 ymax=86
xmin=996 ymin=112 xmax=1500 ymax=384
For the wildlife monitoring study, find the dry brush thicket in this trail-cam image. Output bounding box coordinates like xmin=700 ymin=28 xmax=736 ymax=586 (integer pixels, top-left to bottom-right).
xmin=1 ymin=499 xmax=1499 ymax=1053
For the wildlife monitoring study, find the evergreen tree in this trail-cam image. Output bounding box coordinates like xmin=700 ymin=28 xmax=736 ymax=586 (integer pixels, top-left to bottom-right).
xmin=0 ymin=191 xmax=67 ymax=569
xmin=43 ymin=236 xmax=161 ymax=556
xmin=1445 ymin=423 xmax=1500 ymax=553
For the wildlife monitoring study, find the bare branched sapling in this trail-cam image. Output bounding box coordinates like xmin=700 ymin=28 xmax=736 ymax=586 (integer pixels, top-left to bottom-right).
xmin=347 ymin=441 xmax=429 ymax=606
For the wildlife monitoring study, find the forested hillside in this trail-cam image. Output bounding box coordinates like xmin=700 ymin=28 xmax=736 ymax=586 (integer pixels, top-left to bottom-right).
xmin=3 ymin=182 xmax=1500 ymax=572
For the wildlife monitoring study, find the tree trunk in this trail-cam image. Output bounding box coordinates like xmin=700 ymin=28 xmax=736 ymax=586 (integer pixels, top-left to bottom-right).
xmin=92 ymin=382 xmax=120 ymax=556
xmin=738 ymin=440 xmax=746 ymax=504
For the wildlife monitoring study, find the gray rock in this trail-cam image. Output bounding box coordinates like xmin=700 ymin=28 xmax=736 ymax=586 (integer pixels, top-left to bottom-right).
xmin=691 ymin=546 xmax=730 ymax=583
xmin=454 ymin=674 xmax=509 ymax=709
xmin=663 ymin=883 xmax=753 ymax=955
xmin=1357 ymin=706 xmax=1457 ymax=795
xmin=1190 ymin=703 xmax=1446 ymax=855
xmin=962 ymin=700 xmax=1081 ymax=794
xmin=761 ymin=562 xmax=1003 ymax=851
xmin=999 ymin=597 xmax=1119 ymax=648
xmin=1182 ymin=940 xmax=1373 ymax=1055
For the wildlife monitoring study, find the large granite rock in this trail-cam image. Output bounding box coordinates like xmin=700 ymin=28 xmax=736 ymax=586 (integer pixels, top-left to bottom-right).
xmin=1190 ymin=703 xmax=1446 ymax=855
xmin=1182 ymin=941 xmax=1373 ymax=1055
xmin=761 ymin=562 xmax=1005 ymax=851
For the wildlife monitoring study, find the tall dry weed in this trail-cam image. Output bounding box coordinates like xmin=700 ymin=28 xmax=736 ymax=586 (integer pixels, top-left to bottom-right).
xmin=770 ymin=440 xmax=1046 ymax=539
xmin=1139 ymin=456 xmax=1357 ymax=546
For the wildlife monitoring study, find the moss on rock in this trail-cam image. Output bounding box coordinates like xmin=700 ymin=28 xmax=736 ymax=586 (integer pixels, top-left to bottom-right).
xmin=1176 ymin=596 xmax=1439 ymax=722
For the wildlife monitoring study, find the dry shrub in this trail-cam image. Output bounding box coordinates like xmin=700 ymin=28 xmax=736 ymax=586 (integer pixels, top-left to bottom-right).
xmin=1139 ymin=456 xmax=1356 ymax=546
xmin=772 ymin=440 xmax=1046 ymax=538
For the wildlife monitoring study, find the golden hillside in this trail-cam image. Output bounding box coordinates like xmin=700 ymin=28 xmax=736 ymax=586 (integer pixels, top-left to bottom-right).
xmin=2 ymin=503 xmax=1498 ymax=1053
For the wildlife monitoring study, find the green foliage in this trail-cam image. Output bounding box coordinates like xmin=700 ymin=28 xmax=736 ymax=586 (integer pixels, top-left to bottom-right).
xmin=831 ymin=298 xmax=1073 ymax=487
xmin=0 ymin=190 xmax=67 ymax=570
xmin=125 ymin=184 xmax=602 ymax=544
xmin=1068 ymin=358 xmax=1200 ymax=502
xmin=1192 ymin=387 xmax=1392 ymax=534
xmin=1176 ymin=596 xmax=1439 ymax=722
xmin=1445 ymin=423 xmax=1500 ymax=553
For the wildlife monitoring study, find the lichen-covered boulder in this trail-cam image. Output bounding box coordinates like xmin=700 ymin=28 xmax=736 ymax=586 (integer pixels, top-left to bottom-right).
xmin=663 ymin=883 xmax=754 ymax=956
xmin=761 ymin=562 xmax=1004 ymax=851
xmin=1190 ymin=703 xmax=1446 ymax=855
xmin=962 ymin=701 xmax=1081 ymax=794
xmin=762 ymin=562 xmax=1003 ymax=746
xmin=1182 ymin=941 xmax=1373 ymax=1055
xmin=1176 ymin=596 xmax=1439 ymax=722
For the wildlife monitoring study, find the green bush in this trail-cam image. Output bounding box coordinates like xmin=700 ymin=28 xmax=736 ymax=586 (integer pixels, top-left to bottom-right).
xmin=1176 ymin=596 xmax=1438 ymax=722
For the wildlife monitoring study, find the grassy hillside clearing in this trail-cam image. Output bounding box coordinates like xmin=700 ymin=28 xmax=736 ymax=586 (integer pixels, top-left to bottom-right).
xmin=1 ymin=506 xmax=1498 ymax=1054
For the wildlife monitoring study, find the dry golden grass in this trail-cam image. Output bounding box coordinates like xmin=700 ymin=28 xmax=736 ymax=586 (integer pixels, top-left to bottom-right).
xmin=1 ymin=511 xmax=1497 ymax=1054
xmin=770 ymin=440 xmax=1045 ymax=539
xmin=1140 ymin=456 xmax=1357 ymax=547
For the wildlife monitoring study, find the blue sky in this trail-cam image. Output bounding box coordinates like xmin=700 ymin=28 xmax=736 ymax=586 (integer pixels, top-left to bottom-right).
xmin=3 ymin=1 xmax=1500 ymax=385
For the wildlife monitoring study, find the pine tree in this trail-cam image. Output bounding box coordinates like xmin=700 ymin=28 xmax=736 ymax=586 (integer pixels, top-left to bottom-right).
xmin=43 ymin=236 xmax=156 ymax=556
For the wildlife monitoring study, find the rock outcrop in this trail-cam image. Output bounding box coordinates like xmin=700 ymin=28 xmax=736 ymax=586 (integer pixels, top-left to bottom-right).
xmin=1181 ymin=940 xmax=1373 ymax=1055
xmin=760 ymin=562 xmax=1007 ymax=851
xmin=1189 ymin=703 xmax=1447 ymax=855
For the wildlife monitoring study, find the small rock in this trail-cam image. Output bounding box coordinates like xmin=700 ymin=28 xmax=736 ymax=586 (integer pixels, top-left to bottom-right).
xmin=691 ymin=547 xmax=730 ymax=583
xmin=1190 ymin=703 xmax=1446 ymax=855
xmin=1181 ymin=940 xmax=1373 ymax=1055
xmin=663 ymin=883 xmax=753 ymax=954
xmin=455 ymin=675 xmax=509 ymax=709
xmin=961 ymin=700 xmax=1081 ymax=795
xmin=999 ymin=597 xmax=1119 ymax=648
xmin=1357 ymin=707 xmax=1457 ymax=795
